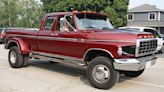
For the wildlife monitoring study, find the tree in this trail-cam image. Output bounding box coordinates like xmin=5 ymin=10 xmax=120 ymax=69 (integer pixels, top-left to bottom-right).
xmin=0 ymin=0 xmax=43 ymax=28
xmin=0 ymin=0 xmax=18 ymax=27
xmin=41 ymin=0 xmax=129 ymax=27
xmin=16 ymin=0 xmax=43 ymax=28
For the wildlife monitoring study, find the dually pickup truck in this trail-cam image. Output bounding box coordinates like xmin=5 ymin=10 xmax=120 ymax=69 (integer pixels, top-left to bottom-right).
xmin=5 ymin=11 xmax=158 ymax=89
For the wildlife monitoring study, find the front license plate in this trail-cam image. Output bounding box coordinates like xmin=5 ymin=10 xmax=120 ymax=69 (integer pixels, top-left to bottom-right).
xmin=146 ymin=60 xmax=156 ymax=68
xmin=146 ymin=61 xmax=152 ymax=68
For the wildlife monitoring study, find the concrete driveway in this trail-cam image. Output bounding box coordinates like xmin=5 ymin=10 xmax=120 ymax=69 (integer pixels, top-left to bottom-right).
xmin=0 ymin=44 xmax=164 ymax=92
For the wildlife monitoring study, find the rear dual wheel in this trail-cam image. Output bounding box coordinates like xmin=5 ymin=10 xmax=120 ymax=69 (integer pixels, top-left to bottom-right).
xmin=8 ymin=46 xmax=29 ymax=68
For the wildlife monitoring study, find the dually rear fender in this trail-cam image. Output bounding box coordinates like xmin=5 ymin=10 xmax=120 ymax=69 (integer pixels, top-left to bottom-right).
xmin=6 ymin=38 xmax=30 ymax=54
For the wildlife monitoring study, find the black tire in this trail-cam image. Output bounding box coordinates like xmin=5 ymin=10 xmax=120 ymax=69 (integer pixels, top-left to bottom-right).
xmin=87 ymin=56 xmax=119 ymax=89
xmin=8 ymin=46 xmax=29 ymax=68
xmin=21 ymin=54 xmax=30 ymax=67
xmin=124 ymin=69 xmax=144 ymax=77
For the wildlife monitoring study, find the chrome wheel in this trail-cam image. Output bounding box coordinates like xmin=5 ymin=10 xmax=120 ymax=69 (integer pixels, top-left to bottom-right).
xmin=10 ymin=51 xmax=17 ymax=64
xmin=92 ymin=64 xmax=110 ymax=84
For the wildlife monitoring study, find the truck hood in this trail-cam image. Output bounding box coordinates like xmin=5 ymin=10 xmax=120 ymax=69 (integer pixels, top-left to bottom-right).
xmin=80 ymin=29 xmax=153 ymax=45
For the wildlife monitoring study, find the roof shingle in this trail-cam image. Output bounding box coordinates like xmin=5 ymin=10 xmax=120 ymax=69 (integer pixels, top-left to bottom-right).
xmin=129 ymin=4 xmax=162 ymax=13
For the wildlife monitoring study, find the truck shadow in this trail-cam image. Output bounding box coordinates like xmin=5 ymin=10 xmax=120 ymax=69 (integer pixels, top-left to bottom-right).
xmin=80 ymin=73 xmax=134 ymax=87
xmin=30 ymin=60 xmax=86 ymax=77
xmin=30 ymin=59 xmax=134 ymax=87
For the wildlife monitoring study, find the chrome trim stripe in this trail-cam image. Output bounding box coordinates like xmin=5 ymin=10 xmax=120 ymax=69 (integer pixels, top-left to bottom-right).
xmin=86 ymin=39 xmax=134 ymax=43
xmin=83 ymin=48 xmax=114 ymax=61
xmin=8 ymin=34 xmax=37 ymax=39
xmin=8 ymin=34 xmax=80 ymax=42
xmin=38 ymin=36 xmax=78 ymax=42
xmin=8 ymin=34 xmax=135 ymax=43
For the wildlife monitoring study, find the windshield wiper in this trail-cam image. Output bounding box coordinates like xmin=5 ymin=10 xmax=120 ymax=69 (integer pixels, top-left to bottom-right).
xmin=102 ymin=27 xmax=112 ymax=30
xmin=85 ymin=26 xmax=96 ymax=29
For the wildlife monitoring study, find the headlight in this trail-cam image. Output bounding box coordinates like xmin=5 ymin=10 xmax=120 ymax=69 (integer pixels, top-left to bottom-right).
xmin=117 ymin=47 xmax=123 ymax=56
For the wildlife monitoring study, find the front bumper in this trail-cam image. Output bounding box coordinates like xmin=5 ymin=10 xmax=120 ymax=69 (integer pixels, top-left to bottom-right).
xmin=113 ymin=55 xmax=157 ymax=71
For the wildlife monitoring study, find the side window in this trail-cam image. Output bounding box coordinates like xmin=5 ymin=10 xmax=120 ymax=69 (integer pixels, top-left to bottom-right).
xmin=66 ymin=15 xmax=75 ymax=31
xmin=56 ymin=15 xmax=75 ymax=32
xmin=144 ymin=29 xmax=160 ymax=38
xmin=152 ymin=30 xmax=160 ymax=38
xmin=44 ymin=16 xmax=55 ymax=31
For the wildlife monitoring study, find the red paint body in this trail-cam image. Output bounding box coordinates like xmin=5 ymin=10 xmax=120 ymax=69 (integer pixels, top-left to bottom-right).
xmin=5 ymin=12 xmax=154 ymax=60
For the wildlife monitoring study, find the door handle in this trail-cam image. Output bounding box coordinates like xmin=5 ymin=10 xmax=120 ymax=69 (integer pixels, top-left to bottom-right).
xmin=76 ymin=38 xmax=85 ymax=42
xmin=50 ymin=33 xmax=58 ymax=36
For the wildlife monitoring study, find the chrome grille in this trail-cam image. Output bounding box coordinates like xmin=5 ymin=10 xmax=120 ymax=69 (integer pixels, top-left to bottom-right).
xmin=136 ymin=39 xmax=157 ymax=57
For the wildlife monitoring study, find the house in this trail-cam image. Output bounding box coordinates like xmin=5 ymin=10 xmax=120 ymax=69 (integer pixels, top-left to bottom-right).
xmin=127 ymin=4 xmax=164 ymax=34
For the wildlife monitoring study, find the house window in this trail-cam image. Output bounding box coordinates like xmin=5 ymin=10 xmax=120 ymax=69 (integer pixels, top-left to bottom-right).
xmin=127 ymin=14 xmax=134 ymax=21
xmin=148 ymin=12 xmax=156 ymax=20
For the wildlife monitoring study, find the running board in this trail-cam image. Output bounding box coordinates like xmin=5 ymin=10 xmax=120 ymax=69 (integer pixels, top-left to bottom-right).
xmin=31 ymin=54 xmax=86 ymax=67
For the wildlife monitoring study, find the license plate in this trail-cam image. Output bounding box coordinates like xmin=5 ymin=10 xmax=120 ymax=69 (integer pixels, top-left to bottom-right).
xmin=146 ymin=61 xmax=152 ymax=68
xmin=146 ymin=60 xmax=156 ymax=68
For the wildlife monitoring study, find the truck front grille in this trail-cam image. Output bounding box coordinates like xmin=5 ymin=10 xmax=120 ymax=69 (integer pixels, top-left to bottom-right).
xmin=136 ymin=39 xmax=157 ymax=57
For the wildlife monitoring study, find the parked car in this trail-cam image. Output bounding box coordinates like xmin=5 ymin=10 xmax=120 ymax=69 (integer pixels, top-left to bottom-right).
xmin=0 ymin=28 xmax=7 ymax=43
xmin=159 ymin=33 xmax=164 ymax=53
xmin=5 ymin=11 xmax=158 ymax=89
xmin=119 ymin=27 xmax=164 ymax=53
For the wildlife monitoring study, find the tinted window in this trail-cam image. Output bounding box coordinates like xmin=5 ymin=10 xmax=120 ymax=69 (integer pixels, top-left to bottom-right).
xmin=66 ymin=15 xmax=75 ymax=31
xmin=56 ymin=16 xmax=75 ymax=32
xmin=144 ymin=29 xmax=160 ymax=38
xmin=44 ymin=17 xmax=55 ymax=30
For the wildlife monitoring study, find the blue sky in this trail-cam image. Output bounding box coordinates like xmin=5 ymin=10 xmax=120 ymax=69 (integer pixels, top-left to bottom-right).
xmin=129 ymin=0 xmax=164 ymax=9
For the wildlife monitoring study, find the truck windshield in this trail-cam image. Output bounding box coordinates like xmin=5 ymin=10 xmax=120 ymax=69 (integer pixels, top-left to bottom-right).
xmin=75 ymin=13 xmax=113 ymax=30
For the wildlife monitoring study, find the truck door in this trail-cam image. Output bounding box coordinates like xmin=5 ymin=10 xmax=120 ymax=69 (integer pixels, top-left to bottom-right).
xmin=49 ymin=15 xmax=87 ymax=59
xmin=37 ymin=16 xmax=57 ymax=54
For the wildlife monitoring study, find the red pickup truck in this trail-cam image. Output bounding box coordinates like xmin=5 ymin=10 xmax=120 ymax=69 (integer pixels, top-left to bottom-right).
xmin=5 ymin=11 xmax=158 ymax=89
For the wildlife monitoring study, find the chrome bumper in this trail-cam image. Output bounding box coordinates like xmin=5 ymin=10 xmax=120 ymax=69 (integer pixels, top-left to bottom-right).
xmin=113 ymin=55 xmax=157 ymax=71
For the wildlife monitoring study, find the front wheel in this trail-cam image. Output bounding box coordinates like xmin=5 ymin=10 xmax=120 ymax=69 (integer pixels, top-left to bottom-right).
xmin=123 ymin=69 xmax=145 ymax=77
xmin=87 ymin=56 xmax=119 ymax=89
